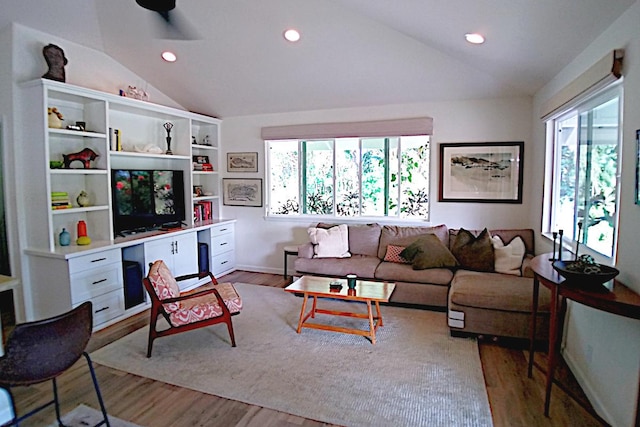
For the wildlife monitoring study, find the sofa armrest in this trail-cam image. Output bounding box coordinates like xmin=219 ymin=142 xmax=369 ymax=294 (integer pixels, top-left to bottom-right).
xmin=522 ymin=255 xmax=535 ymax=278
xmin=297 ymin=242 xmax=315 ymax=259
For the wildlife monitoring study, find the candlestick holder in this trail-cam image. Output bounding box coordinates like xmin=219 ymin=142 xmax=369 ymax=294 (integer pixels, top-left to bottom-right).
xmin=549 ymin=232 xmax=558 ymax=261
xmin=557 ymin=229 xmax=564 ymax=261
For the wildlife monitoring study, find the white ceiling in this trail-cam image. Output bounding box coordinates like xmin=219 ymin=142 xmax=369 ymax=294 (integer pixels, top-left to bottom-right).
xmin=0 ymin=0 xmax=635 ymax=118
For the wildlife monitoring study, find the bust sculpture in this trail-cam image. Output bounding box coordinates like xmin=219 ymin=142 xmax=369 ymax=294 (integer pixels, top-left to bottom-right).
xmin=42 ymin=44 xmax=68 ymax=82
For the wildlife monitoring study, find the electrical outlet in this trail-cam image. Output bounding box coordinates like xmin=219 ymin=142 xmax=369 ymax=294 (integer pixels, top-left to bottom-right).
xmin=585 ymin=344 xmax=593 ymax=364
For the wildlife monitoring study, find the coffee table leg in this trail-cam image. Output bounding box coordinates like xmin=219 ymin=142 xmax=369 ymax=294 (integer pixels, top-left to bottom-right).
xmin=375 ymin=301 xmax=383 ymax=327
xmin=311 ymin=295 xmax=317 ymax=318
xmin=296 ymin=294 xmax=309 ymax=333
xmin=367 ymin=300 xmax=376 ymax=344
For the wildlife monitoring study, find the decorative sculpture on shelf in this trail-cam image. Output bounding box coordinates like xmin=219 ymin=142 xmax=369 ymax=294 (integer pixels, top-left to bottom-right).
xmin=62 ymin=148 xmax=99 ymax=169
xmin=76 ymin=220 xmax=91 ymax=245
xmin=163 ymin=122 xmax=174 ymax=155
xmin=42 ymin=44 xmax=68 ymax=82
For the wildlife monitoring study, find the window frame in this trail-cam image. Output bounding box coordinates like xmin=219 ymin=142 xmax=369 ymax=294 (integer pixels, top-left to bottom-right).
xmin=543 ymin=83 xmax=623 ymax=260
xmin=265 ymin=135 xmax=430 ymax=222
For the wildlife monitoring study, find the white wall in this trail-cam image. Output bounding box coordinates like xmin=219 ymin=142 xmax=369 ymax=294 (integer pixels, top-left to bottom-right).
xmin=532 ymin=2 xmax=640 ymax=425
xmin=221 ymin=97 xmax=533 ymax=274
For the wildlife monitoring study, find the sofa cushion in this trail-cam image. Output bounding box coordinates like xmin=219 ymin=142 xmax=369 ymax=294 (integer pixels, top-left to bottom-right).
xmin=450 ymin=270 xmax=550 ymax=314
xmin=294 ymin=255 xmax=380 ymax=278
xmin=308 ymin=224 xmax=351 ymax=258
xmin=451 ymin=228 xmax=494 ymax=272
xmin=492 ymin=235 xmax=525 ymax=275
xmin=383 ymin=245 xmax=410 ymax=264
xmin=318 ymin=223 xmax=381 ymax=257
xmin=400 ymin=234 xmax=458 ymax=270
xmin=374 ymin=261 xmax=453 ymax=285
xmin=377 ymin=224 xmax=448 ymax=259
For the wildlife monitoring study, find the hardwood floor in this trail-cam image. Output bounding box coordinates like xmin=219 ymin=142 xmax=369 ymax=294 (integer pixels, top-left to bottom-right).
xmin=9 ymin=271 xmax=605 ymax=427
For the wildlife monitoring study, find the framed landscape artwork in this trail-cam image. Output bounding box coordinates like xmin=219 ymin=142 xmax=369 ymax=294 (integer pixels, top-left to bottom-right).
xmin=439 ymin=141 xmax=524 ymax=203
xmin=227 ymin=152 xmax=258 ymax=172
xmin=223 ymin=178 xmax=263 ymax=207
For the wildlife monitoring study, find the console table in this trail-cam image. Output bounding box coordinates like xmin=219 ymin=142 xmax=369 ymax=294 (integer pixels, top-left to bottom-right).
xmin=528 ymin=254 xmax=640 ymax=422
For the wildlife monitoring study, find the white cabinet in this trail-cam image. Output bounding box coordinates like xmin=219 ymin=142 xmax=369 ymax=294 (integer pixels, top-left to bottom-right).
xmin=144 ymin=232 xmax=198 ymax=291
xmin=209 ymin=223 xmax=236 ymax=276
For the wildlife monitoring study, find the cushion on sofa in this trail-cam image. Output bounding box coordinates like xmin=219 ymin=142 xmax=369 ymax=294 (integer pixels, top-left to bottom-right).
xmin=449 ymin=270 xmax=550 ymax=314
xmin=317 ymin=223 xmax=382 ymax=257
xmin=451 ymin=228 xmax=494 ymax=272
xmin=374 ymin=261 xmax=454 ymax=285
xmin=294 ymin=255 xmax=380 ymax=278
xmin=492 ymin=235 xmax=525 ymax=275
xmin=308 ymin=224 xmax=351 ymax=258
xmin=377 ymin=224 xmax=448 ymax=259
xmin=383 ymin=245 xmax=410 ymax=263
xmin=400 ymin=234 xmax=458 ymax=270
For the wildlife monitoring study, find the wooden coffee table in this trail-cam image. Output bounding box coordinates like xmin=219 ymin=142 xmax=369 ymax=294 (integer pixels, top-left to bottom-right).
xmin=284 ymin=275 xmax=396 ymax=344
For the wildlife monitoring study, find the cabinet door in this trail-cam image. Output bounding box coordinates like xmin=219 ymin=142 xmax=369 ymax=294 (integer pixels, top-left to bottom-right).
xmin=144 ymin=236 xmax=174 ymax=272
xmin=172 ymin=232 xmax=198 ymax=277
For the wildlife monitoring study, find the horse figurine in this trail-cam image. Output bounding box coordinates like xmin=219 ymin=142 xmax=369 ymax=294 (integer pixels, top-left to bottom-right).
xmin=63 ymin=148 xmax=99 ymax=169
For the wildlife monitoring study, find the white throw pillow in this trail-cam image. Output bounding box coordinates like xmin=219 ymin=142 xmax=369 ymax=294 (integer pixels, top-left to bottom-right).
xmin=308 ymin=224 xmax=351 ymax=258
xmin=491 ymin=235 xmax=525 ymax=276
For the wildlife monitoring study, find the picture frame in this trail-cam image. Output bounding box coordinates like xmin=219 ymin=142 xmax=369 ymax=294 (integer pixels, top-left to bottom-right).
xmin=227 ymin=152 xmax=258 ymax=173
xmin=193 ymin=155 xmax=210 ymax=164
xmin=636 ymin=129 xmax=640 ymax=204
xmin=223 ymin=178 xmax=263 ymax=207
xmin=193 ymin=185 xmax=203 ymax=197
xmin=439 ymin=141 xmax=524 ymax=203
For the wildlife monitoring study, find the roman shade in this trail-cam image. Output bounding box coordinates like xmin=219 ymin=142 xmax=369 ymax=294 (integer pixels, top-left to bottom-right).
xmin=541 ymin=49 xmax=624 ymax=120
xmin=261 ymin=117 xmax=433 ymax=140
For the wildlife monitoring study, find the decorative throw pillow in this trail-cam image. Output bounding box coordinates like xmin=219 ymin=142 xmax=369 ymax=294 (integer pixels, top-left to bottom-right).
xmin=383 ymin=245 xmax=410 ymax=264
xmin=400 ymin=234 xmax=458 ymax=270
xmin=451 ymin=228 xmax=495 ymax=272
xmin=307 ymin=224 xmax=351 ymax=258
xmin=492 ymin=235 xmax=526 ymax=276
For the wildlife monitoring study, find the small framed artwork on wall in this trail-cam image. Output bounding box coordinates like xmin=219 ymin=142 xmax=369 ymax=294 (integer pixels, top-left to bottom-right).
xmin=223 ymin=178 xmax=263 ymax=207
xmin=227 ymin=152 xmax=258 ymax=172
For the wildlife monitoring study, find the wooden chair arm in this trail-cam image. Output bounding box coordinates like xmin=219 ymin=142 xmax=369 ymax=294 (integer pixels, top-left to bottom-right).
xmin=174 ymin=271 xmax=218 ymax=284
xmin=160 ymin=287 xmax=220 ymax=304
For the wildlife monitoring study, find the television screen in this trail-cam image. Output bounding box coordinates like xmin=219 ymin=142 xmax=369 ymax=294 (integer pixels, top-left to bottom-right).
xmin=112 ymin=169 xmax=185 ymax=235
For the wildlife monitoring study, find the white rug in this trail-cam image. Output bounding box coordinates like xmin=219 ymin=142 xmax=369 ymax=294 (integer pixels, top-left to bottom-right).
xmin=92 ymin=283 xmax=493 ymax=427
xmin=47 ymin=404 xmax=140 ymax=427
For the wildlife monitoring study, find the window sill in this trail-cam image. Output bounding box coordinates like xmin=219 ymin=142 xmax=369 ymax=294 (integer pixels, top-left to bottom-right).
xmin=264 ymin=214 xmax=432 ymax=227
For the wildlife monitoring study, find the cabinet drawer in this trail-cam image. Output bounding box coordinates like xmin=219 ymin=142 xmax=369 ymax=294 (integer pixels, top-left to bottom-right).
xmin=211 ymin=233 xmax=234 ymax=254
xmin=68 ymin=249 xmax=121 ymax=275
xmin=211 ymin=223 xmax=234 ymax=238
xmin=212 ymin=251 xmax=235 ymax=275
xmin=70 ymin=264 xmax=123 ymax=304
xmin=79 ymin=290 xmax=125 ymax=326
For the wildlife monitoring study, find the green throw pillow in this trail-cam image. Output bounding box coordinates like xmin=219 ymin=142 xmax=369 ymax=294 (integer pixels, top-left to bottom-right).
xmin=451 ymin=228 xmax=495 ymax=272
xmin=400 ymin=234 xmax=458 ymax=270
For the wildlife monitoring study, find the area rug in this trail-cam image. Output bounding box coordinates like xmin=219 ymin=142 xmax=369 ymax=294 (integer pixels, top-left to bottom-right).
xmin=92 ymin=283 xmax=493 ymax=426
xmin=46 ymin=404 xmax=140 ymax=427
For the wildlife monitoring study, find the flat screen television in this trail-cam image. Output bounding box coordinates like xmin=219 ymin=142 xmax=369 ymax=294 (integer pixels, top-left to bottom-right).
xmin=111 ymin=169 xmax=186 ymax=236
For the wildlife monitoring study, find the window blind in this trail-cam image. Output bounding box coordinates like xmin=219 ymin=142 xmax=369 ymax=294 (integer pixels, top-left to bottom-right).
xmin=540 ymin=49 xmax=623 ymax=120
xmin=261 ymin=117 xmax=433 ymax=140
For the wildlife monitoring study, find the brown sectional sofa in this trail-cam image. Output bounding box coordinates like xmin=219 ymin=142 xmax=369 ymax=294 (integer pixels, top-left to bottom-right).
xmin=294 ymin=223 xmax=551 ymax=340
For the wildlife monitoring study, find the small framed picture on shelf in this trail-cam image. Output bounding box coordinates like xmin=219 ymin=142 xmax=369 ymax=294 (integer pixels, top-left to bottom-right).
xmin=227 ymin=152 xmax=258 ymax=172
xmin=193 ymin=155 xmax=210 ymax=164
xmin=193 ymin=185 xmax=204 ymax=197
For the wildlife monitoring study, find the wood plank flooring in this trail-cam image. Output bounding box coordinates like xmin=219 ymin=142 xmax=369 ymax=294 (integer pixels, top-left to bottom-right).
xmin=9 ymin=271 xmax=605 ymax=426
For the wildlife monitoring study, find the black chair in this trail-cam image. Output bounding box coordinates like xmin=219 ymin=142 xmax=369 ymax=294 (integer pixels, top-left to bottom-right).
xmin=0 ymin=302 xmax=109 ymax=427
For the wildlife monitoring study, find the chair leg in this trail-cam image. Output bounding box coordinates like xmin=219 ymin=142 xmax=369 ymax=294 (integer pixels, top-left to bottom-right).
xmin=52 ymin=378 xmax=65 ymax=427
xmin=147 ymin=310 xmax=159 ymax=358
xmin=226 ymin=318 xmax=237 ymax=347
xmin=82 ymin=352 xmax=110 ymax=427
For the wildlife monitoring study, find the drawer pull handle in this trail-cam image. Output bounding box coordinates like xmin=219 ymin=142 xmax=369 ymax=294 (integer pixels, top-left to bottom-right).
xmin=91 ymin=257 xmax=107 ymax=263
xmin=220 ymin=242 xmax=227 ymax=246
xmin=221 ymin=261 xmax=228 ymax=265
xmin=220 ymin=228 xmax=227 ymax=232
xmin=92 ymin=278 xmax=107 ymax=285
xmin=94 ymin=306 xmax=109 ymax=314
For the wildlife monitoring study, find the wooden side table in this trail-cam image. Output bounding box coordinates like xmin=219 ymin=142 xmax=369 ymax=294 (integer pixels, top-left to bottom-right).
xmin=283 ymin=245 xmax=299 ymax=279
xmin=528 ymin=254 xmax=640 ymax=422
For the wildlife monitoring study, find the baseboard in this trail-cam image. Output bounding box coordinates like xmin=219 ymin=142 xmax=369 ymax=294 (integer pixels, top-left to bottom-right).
xmin=235 ymin=264 xmax=282 ymax=276
xmin=563 ymin=348 xmax=615 ymax=426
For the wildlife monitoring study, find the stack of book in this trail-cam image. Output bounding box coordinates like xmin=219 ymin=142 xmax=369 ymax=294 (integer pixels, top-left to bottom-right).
xmin=51 ymin=191 xmax=72 ymax=210
xmin=193 ymin=200 xmax=213 ymax=223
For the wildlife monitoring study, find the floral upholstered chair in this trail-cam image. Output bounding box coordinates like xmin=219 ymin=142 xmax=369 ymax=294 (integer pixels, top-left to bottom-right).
xmin=142 ymin=260 xmax=242 ymax=357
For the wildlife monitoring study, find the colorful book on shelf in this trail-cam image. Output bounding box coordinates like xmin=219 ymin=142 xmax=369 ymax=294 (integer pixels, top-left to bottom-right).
xmin=201 ymin=201 xmax=212 ymax=220
xmin=109 ymin=128 xmax=122 ymax=151
xmin=201 ymin=163 xmax=213 ymax=172
xmin=52 ymin=204 xmax=73 ymax=210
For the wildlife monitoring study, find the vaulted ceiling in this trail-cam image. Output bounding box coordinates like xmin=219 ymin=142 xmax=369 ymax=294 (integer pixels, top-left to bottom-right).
xmin=1 ymin=0 xmax=635 ymax=117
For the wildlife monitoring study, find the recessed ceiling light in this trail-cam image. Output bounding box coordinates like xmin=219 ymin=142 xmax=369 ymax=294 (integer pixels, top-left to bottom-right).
xmin=283 ymin=29 xmax=301 ymax=42
xmin=161 ymin=51 xmax=177 ymax=62
xmin=465 ymin=33 xmax=485 ymax=44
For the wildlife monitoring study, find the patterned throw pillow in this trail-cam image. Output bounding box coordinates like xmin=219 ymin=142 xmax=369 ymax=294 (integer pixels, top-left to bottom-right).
xmin=383 ymin=245 xmax=410 ymax=264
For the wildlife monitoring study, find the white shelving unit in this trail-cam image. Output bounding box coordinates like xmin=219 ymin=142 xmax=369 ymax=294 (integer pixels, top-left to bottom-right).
xmin=18 ymin=79 xmax=235 ymax=328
